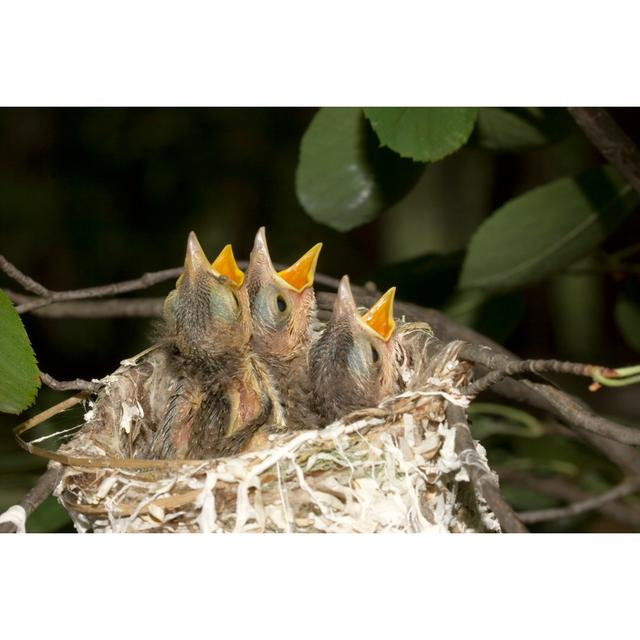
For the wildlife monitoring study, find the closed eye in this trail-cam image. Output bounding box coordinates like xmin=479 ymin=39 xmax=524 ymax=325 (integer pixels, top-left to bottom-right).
xmin=370 ymin=344 xmax=379 ymax=363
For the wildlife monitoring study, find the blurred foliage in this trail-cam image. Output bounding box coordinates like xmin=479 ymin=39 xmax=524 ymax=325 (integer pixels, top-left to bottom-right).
xmin=1 ymin=107 xmax=640 ymax=532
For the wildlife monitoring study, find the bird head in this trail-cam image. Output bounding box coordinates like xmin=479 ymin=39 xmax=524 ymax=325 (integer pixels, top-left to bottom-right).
xmin=163 ymin=232 xmax=250 ymax=362
xmin=245 ymin=227 xmax=322 ymax=362
xmin=309 ymin=276 xmax=399 ymax=421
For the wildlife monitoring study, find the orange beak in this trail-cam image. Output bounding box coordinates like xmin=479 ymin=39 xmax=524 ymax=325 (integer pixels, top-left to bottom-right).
xmin=249 ymin=227 xmax=322 ymax=293
xmin=211 ymin=244 xmax=244 ymax=287
xmin=359 ymin=287 xmax=396 ymax=342
xmin=277 ymin=243 xmax=322 ymax=293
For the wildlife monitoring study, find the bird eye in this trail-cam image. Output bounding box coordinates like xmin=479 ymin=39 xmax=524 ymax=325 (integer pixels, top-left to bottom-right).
xmin=370 ymin=344 xmax=380 ymax=363
xmin=276 ymin=295 xmax=287 ymax=313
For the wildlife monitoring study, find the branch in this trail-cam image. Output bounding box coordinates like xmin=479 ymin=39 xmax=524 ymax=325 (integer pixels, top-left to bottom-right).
xmin=568 ymin=107 xmax=640 ymax=196
xmin=458 ymin=342 xmax=640 ymax=446
xmin=500 ymin=470 xmax=640 ymax=528
xmin=4 ymin=292 xmax=165 ymax=318
xmin=463 ymin=358 xmax=618 ymax=396
xmin=447 ymin=403 xmax=528 ymax=533
xmin=517 ymin=478 xmax=640 ymax=525
xmin=40 ymin=372 xmax=100 ymax=393
xmin=0 ymin=466 xmax=63 ymax=533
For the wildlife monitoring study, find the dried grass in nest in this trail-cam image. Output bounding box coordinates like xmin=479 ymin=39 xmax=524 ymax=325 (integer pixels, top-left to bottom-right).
xmin=17 ymin=338 xmax=501 ymax=533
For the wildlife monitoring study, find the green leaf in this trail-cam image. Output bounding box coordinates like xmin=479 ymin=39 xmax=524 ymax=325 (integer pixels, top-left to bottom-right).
xmin=471 ymin=107 xmax=572 ymax=151
xmin=364 ymin=107 xmax=478 ymax=162
xmin=296 ymin=108 xmax=422 ymax=232
xmin=459 ymin=166 xmax=639 ymax=291
xmin=615 ymin=281 xmax=640 ymax=353
xmin=0 ymin=290 xmax=40 ymax=414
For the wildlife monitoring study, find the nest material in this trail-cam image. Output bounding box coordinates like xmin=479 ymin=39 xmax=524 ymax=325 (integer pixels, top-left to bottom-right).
xmin=32 ymin=337 xmax=502 ymax=533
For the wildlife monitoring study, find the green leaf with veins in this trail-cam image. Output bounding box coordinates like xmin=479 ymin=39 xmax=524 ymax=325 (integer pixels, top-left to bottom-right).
xmin=460 ymin=166 xmax=639 ymax=291
xmin=0 ymin=290 xmax=40 ymax=414
xmin=364 ymin=107 xmax=478 ymax=162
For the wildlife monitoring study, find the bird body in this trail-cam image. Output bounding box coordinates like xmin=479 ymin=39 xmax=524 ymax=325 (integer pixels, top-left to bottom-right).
xmin=148 ymin=232 xmax=283 ymax=460
xmin=146 ymin=229 xmax=428 ymax=459
xmin=309 ymin=276 xmax=404 ymax=424
xmin=245 ymin=227 xmax=323 ymax=431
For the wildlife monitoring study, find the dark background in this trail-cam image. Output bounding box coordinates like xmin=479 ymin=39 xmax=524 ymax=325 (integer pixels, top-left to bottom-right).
xmin=1 ymin=107 xmax=639 ymax=532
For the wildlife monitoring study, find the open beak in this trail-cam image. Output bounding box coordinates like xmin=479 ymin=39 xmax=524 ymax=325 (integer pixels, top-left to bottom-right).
xmin=249 ymin=227 xmax=322 ymax=293
xmin=277 ymin=243 xmax=322 ymax=292
xmin=359 ymin=287 xmax=396 ymax=342
xmin=211 ymin=244 xmax=245 ymax=287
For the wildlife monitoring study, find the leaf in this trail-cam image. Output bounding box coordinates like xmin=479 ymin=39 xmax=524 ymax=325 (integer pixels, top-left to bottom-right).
xmin=296 ymin=108 xmax=423 ymax=232
xmin=615 ymin=281 xmax=640 ymax=353
xmin=459 ymin=166 xmax=639 ymax=291
xmin=0 ymin=290 xmax=40 ymax=414
xmin=471 ymin=107 xmax=572 ymax=151
xmin=364 ymin=107 xmax=478 ymax=162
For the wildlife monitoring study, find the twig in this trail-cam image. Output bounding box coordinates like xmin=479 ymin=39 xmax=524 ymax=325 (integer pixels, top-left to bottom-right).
xmin=40 ymin=372 xmax=100 ymax=393
xmin=458 ymin=342 xmax=640 ymax=446
xmin=568 ymin=107 xmax=640 ymax=196
xmin=0 ymin=466 xmax=63 ymax=533
xmin=0 ymin=255 xmax=50 ymax=296
xmin=15 ymin=268 xmax=182 ymax=313
xmin=447 ymin=403 xmax=528 ymax=533
xmin=500 ymin=470 xmax=640 ymax=528
xmin=517 ymin=478 xmax=640 ymax=525
xmin=3 ymin=292 xmax=165 ymax=318
xmin=464 ymin=359 xmax=617 ymax=396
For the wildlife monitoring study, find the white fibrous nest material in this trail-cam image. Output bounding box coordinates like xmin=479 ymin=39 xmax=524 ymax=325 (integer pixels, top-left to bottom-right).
xmin=47 ymin=339 xmax=501 ymax=533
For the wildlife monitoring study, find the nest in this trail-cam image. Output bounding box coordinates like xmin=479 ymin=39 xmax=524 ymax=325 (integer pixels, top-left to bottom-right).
xmin=18 ymin=338 xmax=501 ymax=533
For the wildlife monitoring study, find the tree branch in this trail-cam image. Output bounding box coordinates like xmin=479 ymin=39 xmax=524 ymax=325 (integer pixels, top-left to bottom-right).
xmin=568 ymin=107 xmax=640 ymax=196
xmin=40 ymin=372 xmax=100 ymax=393
xmin=500 ymin=470 xmax=640 ymax=528
xmin=0 ymin=466 xmax=63 ymax=533
xmin=463 ymin=358 xmax=617 ymax=396
xmin=517 ymin=478 xmax=640 ymax=525
xmin=447 ymin=403 xmax=528 ymax=533
xmin=458 ymin=342 xmax=640 ymax=446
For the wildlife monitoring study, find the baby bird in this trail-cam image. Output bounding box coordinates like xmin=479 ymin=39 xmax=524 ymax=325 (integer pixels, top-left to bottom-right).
xmin=245 ymin=227 xmax=322 ymax=430
xmin=149 ymin=231 xmax=282 ymax=460
xmin=309 ymin=275 xmax=401 ymax=424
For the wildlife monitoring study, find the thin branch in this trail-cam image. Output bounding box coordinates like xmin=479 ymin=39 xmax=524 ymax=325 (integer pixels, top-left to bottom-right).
xmin=500 ymin=470 xmax=640 ymax=528
xmin=15 ymin=268 xmax=182 ymax=313
xmin=0 ymin=254 xmax=50 ymax=296
xmin=0 ymin=466 xmax=63 ymax=533
xmin=517 ymin=478 xmax=640 ymax=525
xmin=4 ymin=292 xmax=165 ymax=318
xmin=447 ymin=403 xmax=528 ymax=533
xmin=568 ymin=107 xmax=640 ymax=196
xmin=40 ymin=372 xmax=100 ymax=393
xmin=459 ymin=342 xmax=640 ymax=446
xmin=463 ymin=359 xmax=616 ymax=396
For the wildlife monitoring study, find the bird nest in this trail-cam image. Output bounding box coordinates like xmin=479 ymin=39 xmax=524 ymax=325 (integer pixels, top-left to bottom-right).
xmin=17 ymin=340 xmax=500 ymax=533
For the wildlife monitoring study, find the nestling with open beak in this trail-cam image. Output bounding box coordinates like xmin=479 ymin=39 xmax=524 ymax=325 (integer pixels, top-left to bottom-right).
xmin=309 ymin=276 xmax=402 ymax=424
xmin=148 ymin=231 xmax=283 ymax=459
xmin=245 ymin=227 xmax=323 ymax=430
